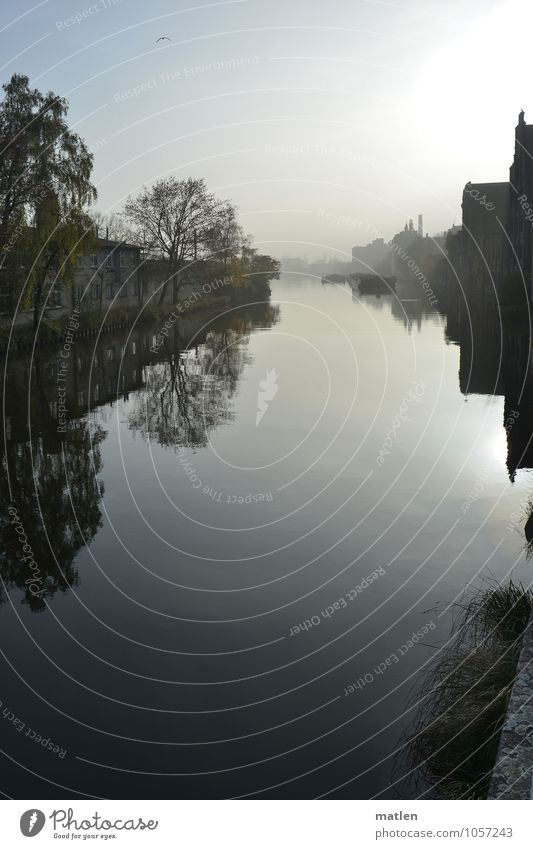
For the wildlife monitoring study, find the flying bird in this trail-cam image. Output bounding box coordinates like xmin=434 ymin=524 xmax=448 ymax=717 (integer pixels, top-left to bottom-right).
xmin=156 ymin=36 xmax=171 ymax=43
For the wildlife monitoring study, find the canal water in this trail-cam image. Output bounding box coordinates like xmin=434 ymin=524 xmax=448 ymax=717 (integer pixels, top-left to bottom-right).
xmin=1 ymin=275 xmax=532 ymax=798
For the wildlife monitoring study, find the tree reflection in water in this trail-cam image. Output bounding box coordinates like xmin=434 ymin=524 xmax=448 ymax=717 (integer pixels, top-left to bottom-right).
xmin=1 ymin=411 xmax=105 ymax=612
xmin=128 ymin=303 xmax=280 ymax=449
xmin=0 ymin=300 xmax=279 ymax=610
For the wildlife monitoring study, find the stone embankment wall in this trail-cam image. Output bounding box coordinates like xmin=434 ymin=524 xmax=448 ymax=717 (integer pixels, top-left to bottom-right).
xmin=488 ymin=616 xmax=533 ymax=799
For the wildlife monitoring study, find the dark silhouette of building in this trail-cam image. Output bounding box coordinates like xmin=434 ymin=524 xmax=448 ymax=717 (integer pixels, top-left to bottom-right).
xmin=460 ymin=111 xmax=533 ymax=304
xmin=461 ymin=181 xmax=511 ymax=298
xmin=351 ymin=237 xmax=389 ymax=274
xmin=509 ymin=110 xmax=533 ymax=289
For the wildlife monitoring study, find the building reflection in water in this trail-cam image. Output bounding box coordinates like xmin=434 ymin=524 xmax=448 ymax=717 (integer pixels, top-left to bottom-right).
xmin=352 ymin=263 xmax=533 ymax=540
xmin=443 ymin=294 xmax=533 ymax=485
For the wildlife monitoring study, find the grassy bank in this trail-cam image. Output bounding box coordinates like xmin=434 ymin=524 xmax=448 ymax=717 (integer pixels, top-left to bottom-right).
xmin=404 ymin=580 xmax=532 ymax=799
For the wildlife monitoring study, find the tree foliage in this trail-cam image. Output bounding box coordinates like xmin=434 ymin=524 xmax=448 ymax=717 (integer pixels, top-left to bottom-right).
xmin=0 ymin=73 xmax=96 ymax=323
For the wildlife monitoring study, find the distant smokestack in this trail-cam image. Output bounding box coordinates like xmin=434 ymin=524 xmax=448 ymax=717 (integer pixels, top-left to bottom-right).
xmin=418 ymin=214 xmax=423 ymax=236
xmin=409 ymin=218 xmax=414 ymax=231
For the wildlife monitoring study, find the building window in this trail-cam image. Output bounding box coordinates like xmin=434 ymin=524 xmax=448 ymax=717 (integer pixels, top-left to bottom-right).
xmin=77 ymin=284 xmax=85 ymax=303
xmin=119 ymin=252 xmax=125 ymax=269
xmin=106 ymin=284 xmax=113 ymax=299
xmin=132 ymin=341 xmax=137 ymax=355
xmin=106 ymin=253 xmax=114 ymax=270
xmin=119 ymin=283 xmax=127 ymax=297
xmin=106 ymin=347 xmax=114 ymax=361
xmin=130 ymin=252 xmax=137 ymax=268
xmin=91 ymin=283 xmax=101 ymax=301
xmin=50 ymin=285 xmax=62 ymax=308
xmin=131 ymin=280 xmax=138 ymax=296
xmin=91 ymin=254 xmax=98 ymax=268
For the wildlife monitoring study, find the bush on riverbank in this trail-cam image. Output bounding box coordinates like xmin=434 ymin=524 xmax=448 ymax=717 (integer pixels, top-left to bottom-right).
xmin=404 ymin=580 xmax=532 ymax=799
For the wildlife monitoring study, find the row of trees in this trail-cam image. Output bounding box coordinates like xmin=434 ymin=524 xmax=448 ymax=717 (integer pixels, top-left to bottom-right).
xmin=0 ymin=73 xmax=279 ymax=330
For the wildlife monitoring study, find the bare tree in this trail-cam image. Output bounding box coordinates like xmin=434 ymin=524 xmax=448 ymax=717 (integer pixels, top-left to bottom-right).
xmin=92 ymin=210 xmax=135 ymax=243
xmin=123 ymin=177 xmax=221 ymax=305
xmin=205 ymin=202 xmax=243 ymax=268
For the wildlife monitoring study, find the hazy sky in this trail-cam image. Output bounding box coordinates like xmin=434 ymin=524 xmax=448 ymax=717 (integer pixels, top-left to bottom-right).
xmin=3 ymin=0 xmax=531 ymax=258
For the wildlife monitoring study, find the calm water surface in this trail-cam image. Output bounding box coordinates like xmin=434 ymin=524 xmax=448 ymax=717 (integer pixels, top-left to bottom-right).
xmin=1 ymin=275 xmax=531 ymax=798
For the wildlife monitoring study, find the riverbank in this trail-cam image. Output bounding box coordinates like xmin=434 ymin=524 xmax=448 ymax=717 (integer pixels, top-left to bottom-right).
xmin=0 ymin=277 xmax=272 ymax=353
xmin=405 ymin=581 xmax=533 ymax=799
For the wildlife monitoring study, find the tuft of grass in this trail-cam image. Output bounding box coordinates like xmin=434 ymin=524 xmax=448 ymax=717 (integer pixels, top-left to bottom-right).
xmin=403 ymin=580 xmax=532 ymax=799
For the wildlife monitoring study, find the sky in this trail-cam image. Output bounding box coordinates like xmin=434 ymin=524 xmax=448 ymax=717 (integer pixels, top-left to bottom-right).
xmin=2 ymin=0 xmax=532 ymax=259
